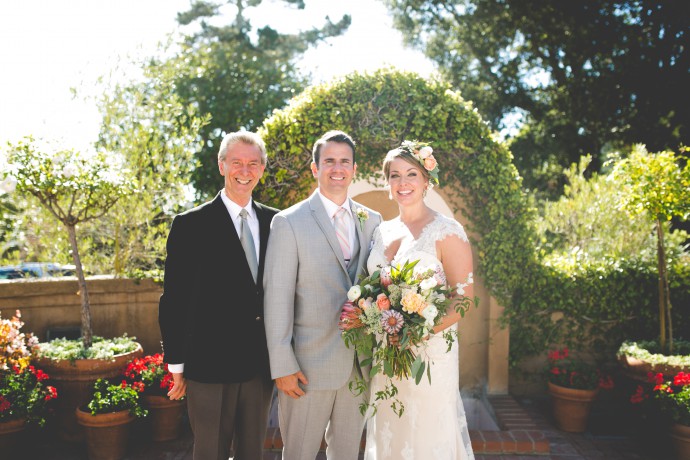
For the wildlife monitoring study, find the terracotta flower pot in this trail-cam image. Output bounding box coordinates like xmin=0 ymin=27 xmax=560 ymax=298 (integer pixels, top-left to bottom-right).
xmin=671 ymin=423 xmax=690 ymax=460
xmin=75 ymin=407 xmax=135 ymax=460
xmin=548 ymin=382 xmax=599 ymax=433
xmin=36 ymin=343 xmax=143 ymax=442
xmin=0 ymin=417 xmax=27 ymax=456
xmin=618 ymin=351 xmax=689 ymax=381
xmin=142 ymin=395 xmax=186 ymax=442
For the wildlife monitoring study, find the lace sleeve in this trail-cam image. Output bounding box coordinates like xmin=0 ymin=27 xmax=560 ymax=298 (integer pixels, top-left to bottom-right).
xmin=436 ymin=216 xmax=468 ymax=243
xmin=419 ymin=215 xmax=469 ymax=255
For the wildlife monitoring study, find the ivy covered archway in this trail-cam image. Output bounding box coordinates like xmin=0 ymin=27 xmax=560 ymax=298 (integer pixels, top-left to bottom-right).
xmin=257 ymin=69 xmax=535 ymax=317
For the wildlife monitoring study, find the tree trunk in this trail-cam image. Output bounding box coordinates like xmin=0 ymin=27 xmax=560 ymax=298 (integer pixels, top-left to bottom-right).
xmin=666 ymin=267 xmax=674 ymax=354
xmin=67 ymin=223 xmax=92 ymax=349
xmin=656 ymin=219 xmax=669 ymax=354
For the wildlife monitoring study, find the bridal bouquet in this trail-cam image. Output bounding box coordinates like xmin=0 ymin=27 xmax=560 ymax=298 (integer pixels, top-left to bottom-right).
xmin=339 ymin=259 xmax=475 ymax=415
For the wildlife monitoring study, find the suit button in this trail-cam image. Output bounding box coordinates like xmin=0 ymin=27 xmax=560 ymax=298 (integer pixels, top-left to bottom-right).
xmin=255 ymin=316 xmax=261 ymax=321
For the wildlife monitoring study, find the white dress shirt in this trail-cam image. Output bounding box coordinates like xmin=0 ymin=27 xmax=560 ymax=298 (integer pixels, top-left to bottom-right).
xmin=317 ymin=189 xmax=355 ymax=253
xmin=220 ymin=191 xmax=260 ymax=261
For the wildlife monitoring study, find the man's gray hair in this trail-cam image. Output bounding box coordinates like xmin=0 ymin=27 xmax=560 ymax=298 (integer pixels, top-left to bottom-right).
xmin=217 ymin=131 xmax=267 ymax=165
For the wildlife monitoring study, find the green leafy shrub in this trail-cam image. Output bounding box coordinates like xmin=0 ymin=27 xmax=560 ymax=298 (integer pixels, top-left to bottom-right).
xmin=536 ymin=155 xmax=687 ymax=263
xmin=85 ymin=378 xmax=147 ymax=418
xmin=517 ymin=149 xmax=690 ymax=365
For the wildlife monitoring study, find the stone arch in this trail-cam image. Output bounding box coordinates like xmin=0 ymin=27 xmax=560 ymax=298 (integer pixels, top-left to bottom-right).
xmin=257 ymin=69 xmax=534 ymax=393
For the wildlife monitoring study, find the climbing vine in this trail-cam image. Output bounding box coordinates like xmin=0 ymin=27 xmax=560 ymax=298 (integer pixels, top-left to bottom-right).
xmin=256 ymin=68 xmax=535 ymax=342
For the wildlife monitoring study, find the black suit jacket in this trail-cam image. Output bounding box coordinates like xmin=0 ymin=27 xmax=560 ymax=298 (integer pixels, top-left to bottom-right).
xmin=158 ymin=192 xmax=278 ymax=383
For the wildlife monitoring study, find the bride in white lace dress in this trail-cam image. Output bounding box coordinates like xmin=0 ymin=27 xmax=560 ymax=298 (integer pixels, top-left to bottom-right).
xmin=364 ymin=142 xmax=475 ymax=460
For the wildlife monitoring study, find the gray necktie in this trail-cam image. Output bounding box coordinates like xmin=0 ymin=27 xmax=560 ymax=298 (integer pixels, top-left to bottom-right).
xmin=239 ymin=209 xmax=258 ymax=282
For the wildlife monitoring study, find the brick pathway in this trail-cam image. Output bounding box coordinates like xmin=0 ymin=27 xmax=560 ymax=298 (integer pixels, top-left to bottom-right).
xmin=22 ymin=394 xmax=669 ymax=459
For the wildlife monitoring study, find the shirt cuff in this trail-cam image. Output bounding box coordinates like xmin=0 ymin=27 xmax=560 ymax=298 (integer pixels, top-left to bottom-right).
xmin=168 ymin=363 xmax=184 ymax=374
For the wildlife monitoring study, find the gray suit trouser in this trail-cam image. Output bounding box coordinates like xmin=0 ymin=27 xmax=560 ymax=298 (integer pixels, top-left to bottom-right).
xmin=278 ymin=363 xmax=365 ymax=460
xmin=187 ymin=375 xmax=273 ymax=460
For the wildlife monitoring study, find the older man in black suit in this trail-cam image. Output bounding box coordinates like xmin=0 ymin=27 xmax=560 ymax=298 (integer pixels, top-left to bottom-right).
xmin=159 ymin=131 xmax=278 ymax=460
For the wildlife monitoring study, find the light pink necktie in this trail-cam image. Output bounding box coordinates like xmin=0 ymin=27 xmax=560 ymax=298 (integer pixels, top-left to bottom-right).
xmin=334 ymin=207 xmax=351 ymax=263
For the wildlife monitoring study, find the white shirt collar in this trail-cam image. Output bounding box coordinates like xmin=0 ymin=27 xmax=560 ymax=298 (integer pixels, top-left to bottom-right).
xmin=220 ymin=190 xmax=255 ymax=220
xmin=317 ymin=189 xmax=352 ymax=219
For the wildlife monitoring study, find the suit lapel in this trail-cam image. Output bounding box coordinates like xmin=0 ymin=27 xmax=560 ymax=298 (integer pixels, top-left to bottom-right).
xmin=254 ymin=201 xmax=272 ymax=285
xmin=349 ymin=199 xmax=369 ymax=273
xmin=309 ymin=192 xmax=349 ymax=275
xmin=211 ymin=193 xmax=240 ymax=242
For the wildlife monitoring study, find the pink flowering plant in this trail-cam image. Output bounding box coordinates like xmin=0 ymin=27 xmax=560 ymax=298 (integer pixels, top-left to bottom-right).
xmin=339 ymin=259 xmax=476 ymax=416
xmin=0 ymin=310 xmax=39 ymax=371
xmin=0 ymin=310 xmax=57 ymax=426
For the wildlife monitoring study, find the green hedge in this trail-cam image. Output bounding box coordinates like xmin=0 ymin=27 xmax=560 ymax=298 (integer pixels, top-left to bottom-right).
xmin=510 ymin=255 xmax=690 ymax=364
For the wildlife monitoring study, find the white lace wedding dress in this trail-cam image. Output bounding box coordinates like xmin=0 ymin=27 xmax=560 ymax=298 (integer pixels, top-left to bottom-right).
xmin=364 ymin=213 xmax=475 ymax=460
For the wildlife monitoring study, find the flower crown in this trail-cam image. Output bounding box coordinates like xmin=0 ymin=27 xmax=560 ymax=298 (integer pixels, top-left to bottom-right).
xmin=398 ymin=140 xmax=440 ymax=188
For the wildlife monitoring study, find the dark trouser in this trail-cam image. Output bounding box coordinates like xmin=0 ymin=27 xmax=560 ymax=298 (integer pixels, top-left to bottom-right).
xmin=187 ymin=375 xmax=274 ymax=460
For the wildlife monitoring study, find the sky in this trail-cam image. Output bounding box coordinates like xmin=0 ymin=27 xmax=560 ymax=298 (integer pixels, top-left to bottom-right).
xmin=0 ymin=0 xmax=435 ymax=152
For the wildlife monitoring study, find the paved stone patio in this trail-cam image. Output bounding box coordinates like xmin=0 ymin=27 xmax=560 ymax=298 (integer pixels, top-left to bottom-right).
xmin=19 ymin=393 xmax=671 ymax=459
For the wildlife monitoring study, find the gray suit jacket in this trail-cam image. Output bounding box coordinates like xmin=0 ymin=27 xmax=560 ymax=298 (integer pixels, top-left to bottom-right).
xmin=263 ymin=191 xmax=381 ymax=390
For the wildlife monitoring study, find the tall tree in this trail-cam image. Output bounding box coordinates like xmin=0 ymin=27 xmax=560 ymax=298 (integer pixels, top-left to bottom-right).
xmin=95 ymin=60 xmax=210 ymax=277
xmin=384 ymin=0 xmax=690 ymax=194
xmin=168 ymin=0 xmax=351 ymax=198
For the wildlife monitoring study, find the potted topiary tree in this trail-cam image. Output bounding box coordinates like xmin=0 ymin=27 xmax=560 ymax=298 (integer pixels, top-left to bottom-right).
xmin=2 ymin=137 xmax=143 ymax=440
xmin=610 ymin=146 xmax=690 ymax=380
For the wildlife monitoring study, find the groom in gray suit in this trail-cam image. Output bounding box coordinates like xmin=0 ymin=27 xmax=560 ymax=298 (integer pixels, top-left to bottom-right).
xmin=264 ymin=130 xmax=381 ymax=459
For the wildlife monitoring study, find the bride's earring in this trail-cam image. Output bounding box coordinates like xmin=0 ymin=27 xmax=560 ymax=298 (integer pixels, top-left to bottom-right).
xmin=388 ymin=191 xmax=393 ymax=200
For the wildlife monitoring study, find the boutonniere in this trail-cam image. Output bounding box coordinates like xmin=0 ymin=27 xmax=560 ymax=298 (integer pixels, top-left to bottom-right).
xmin=355 ymin=208 xmax=369 ymax=231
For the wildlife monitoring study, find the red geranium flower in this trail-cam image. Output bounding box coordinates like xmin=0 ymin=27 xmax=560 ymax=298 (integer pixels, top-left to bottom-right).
xmin=125 ymin=353 xmax=176 ymax=397
xmin=44 ymin=386 xmax=58 ymax=401
xmin=0 ymin=396 xmax=10 ymax=412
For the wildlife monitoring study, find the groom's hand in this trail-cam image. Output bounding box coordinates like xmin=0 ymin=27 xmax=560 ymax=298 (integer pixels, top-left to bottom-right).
xmin=168 ymin=372 xmax=187 ymax=400
xmin=276 ymin=371 xmax=308 ymax=399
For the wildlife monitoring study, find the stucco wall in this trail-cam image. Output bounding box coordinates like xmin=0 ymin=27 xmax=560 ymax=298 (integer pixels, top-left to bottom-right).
xmin=0 ymin=276 xmax=163 ymax=354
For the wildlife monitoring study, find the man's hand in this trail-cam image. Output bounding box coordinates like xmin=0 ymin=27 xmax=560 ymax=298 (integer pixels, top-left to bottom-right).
xmin=167 ymin=372 xmax=187 ymax=400
xmin=275 ymin=371 xmax=308 ymax=399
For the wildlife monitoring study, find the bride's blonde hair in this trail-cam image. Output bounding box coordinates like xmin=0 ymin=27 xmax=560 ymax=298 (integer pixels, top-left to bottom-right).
xmin=382 ymin=147 xmax=431 ymax=185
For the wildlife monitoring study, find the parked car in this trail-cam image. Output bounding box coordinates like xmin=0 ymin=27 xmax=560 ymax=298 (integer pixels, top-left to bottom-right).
xmin=0 ymin=263 xmax=76 ymax=279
